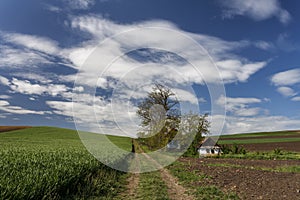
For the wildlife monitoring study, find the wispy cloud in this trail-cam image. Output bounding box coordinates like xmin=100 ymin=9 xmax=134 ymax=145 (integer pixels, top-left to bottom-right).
xmin=221 ymin=115 xmax=300 ymax=134
xmin=65 ymin=0 xmax=95 ymax=10
xmin=220 ymin=0 xmax=291 ymax=24
xmin=277 ymin=86 xmax=297 ymax=97
xmin=291 ymin=96 xmax=300 ymax=102
xmin=2 ymin=32 xmax=59 ymax=54
xmin=271 ymin=69 xmax=300 ymax=86
xmin=216 ymin=95 xmax=265 ymax=117
xmin=0 ymin=100 xmax=46 ymax=115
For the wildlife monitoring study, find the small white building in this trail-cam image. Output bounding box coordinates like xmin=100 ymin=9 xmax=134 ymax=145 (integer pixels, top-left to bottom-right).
xmin=198 ymin=137 xmax=221 ymax=157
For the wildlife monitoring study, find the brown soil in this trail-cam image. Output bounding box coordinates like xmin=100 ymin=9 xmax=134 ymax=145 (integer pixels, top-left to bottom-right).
xmin=179 ymin=157 xmax=300 ymax=200
xmin=0 ymin=126 xmax=31 ymax=132
xmin=241 ymin=141 xmax=300 ymax=152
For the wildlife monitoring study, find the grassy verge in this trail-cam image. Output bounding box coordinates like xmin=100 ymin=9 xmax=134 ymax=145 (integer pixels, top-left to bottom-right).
xmin=167 ymin=161 xmax=239 ymax=200
xmin=0 ymin=127 xmax=130 ymax=199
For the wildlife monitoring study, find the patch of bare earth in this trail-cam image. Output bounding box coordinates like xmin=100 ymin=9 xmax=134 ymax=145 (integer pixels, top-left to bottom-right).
xmin=180 ymin=157 xmax=300 ymax=200
xmin=0 ymin=126 xmax=31 ymax=132
xmin=242 ymin=141 xmax=300 ymax=152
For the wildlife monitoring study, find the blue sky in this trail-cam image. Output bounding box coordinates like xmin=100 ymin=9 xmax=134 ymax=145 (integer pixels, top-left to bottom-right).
xmin=0 ymin=0 xmax=300 ymax=136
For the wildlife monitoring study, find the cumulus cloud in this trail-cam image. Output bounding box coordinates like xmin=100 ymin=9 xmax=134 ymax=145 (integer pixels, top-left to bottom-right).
xmin=220 ymin=0 xmax=291 ymax=24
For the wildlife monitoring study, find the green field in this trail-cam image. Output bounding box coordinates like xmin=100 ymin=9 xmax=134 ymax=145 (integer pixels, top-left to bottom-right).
xmin=0 ymin=127 xmax=132 ymax=199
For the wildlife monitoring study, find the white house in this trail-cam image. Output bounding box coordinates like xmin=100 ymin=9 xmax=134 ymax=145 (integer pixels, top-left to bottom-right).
xmin=198 ymin=137 xmax=221 ymax=157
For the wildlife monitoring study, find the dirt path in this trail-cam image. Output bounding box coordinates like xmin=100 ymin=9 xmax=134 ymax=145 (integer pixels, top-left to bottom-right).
xmin=136 ymin=144 xmax=195 ymax=200
xmin=159 ymin=167 xmax=194 ymax=200
xmin=118 ymin=154 xmax=141 ymax=199
xmin=120 ymin=142 xmax=195 ymax=199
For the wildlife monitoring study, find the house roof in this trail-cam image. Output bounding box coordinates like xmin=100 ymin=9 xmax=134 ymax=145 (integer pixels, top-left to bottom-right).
xmin=200 ymin=137 xmax=219 ymax=148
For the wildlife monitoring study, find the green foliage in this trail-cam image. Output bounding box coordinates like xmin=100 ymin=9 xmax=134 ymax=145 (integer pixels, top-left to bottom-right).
xmin=273 ymin=148 xmax=282 ymax=155
xmin=0 ymin=127 xmax=130 ymax=199
xmin=220 ymin=144 xmax=247 ymax=155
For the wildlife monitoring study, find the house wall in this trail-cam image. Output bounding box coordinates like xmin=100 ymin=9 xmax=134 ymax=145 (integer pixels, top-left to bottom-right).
xmin=198 ymin=147 xmax=221 ymax=156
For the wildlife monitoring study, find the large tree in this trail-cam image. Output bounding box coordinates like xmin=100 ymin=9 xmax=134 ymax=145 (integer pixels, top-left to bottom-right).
xmin=136 ymin=83 xmax=179 ymax=149
xmin=136 ymin=83 xmax=210 ymax=154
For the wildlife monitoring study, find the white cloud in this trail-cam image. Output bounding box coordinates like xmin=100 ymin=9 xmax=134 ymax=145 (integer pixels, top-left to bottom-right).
xmin=0 ymin=100 xmax=46 ymax=115
xmin=64 ymin=0 xmax=95 ymax=10
xmin=271 ymin=69 xmax=300 ymax=101
xmin=2 ymin=32 xmax=59 ymax=54
xmin=68 ymin=15 xmax=267 ymax=86
xmin=0 ymin=75 xmax=10 ymax=86
xmin=0 ymin=95 xmax=11 ymax=99
xmin=221 ymin=115 xmax=300 ymax=134
xmin=271 ymin=68 xmax=300 ymax=86
xmin=44 ymin=4 xmax=62 ymax=12
xmin=291 ymin=96 xmax=300 ymax=102
xmin=9 ymin=78 xmax=69 ymax=97
xmin=47 ymin=98 xmax=139 ymax=137
xmin=220 ymin=0 xmax=291 ymax=24
xmin=11 ymin=73 xmax=52 ymax=84
xmin=216 ymin=95 xmax=263 ymax=117
xmin=0 ymin=45 xmax=50 ymax=67
xmin=277 ymin=86 xmax=297 ymax=97
xmin=254 ymin=41 xmax=274 ymax=50
xmin=216 ymin=59 xmax=266 ymax=83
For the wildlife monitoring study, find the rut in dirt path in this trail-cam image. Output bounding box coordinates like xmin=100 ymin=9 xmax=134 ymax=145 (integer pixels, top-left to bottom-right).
xmin=118 ymin=154 xmax=141 ymax=200
xmin=138 ymin=149 xmax=195 ymax=200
